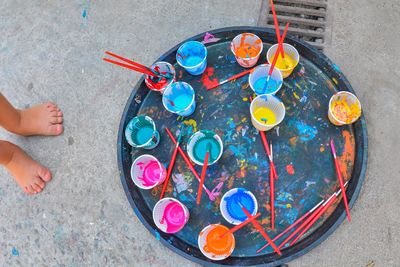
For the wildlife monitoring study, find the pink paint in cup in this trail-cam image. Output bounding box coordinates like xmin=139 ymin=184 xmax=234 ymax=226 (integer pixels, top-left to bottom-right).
xmin=153 ymin=198 xmax=189 ymax=234
xmin=131 ymin=154 xmax=167 ymax=189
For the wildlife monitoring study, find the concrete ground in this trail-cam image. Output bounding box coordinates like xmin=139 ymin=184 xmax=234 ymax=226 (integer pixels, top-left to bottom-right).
xmin=0 ymin=0 xmax=399 ymax=266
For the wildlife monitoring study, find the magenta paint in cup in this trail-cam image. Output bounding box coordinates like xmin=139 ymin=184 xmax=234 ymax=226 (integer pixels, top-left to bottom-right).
xmin=153 ymin=197 xmax=190 ymax=234
xmin=131 ymin=154 xmax=167 ymax=189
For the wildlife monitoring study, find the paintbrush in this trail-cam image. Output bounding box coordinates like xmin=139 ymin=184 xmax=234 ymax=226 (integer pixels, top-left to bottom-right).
xmin=256 ymin=199 xmax=324 ymax=253
xmin=103 ymin=51 xmax=172 ymax=79
xmin=160 ymin=127 xmax=184 ymax=199
xmin=206 ymin=68 xmax=253 ymax=91
xmin=165 ymin=127 xmax=217 ymax=201
xmin=238 ymin=202 xmax=281 ymax=255
xmin=219 ymin=213 xmax=262 ymax=238
xmin=270 ymin=143 xmax=275 ymax=230
xmin=330 ymin=139 xmax=351 ymax=221
xmin=197 ymin=143 xmax=211 ymax=205
xmin=277 ymin=182 xmax=349 ymax=249
xmin=270 ymin=0 xmax=285 ymax=58
xmin=262 ymin=22 xmax=289 ymax=93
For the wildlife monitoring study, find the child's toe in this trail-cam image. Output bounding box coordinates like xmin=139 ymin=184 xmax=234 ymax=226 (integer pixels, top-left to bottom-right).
xmin=38 ymin=166 xmax=52 ymax=182
xmin=32 ymin=183 xmax=42 ymax=193
xmin=26 ymin=185 xmax=36 ymax=194
xmin=34 ymin=177 xmax=46 ymax=189
xmin=50 ymin=116 xmax=63 ymax=124
xmin=49 ymin=124 xmax=63 ymax=135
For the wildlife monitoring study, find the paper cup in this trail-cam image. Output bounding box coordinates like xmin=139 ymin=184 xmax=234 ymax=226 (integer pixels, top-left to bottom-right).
xmin=144 ymin=61 xmax=176 ymax=94
xmin=250 ymin=94 xmax=286 ymax=131
xmin=198 ymin=224 xmax=235 ymax=261
xmin=249 ymin=64 xmax=283 ymax=95
xmin=131 ymin=154 xmax=166 ymax=189
xmin=176 ymin=41 xmax=207 ymax=75
xmin=187 ymin=130 xmax=223 ymax=166
xmin=125 ymin=115 xmax=160 ymax=149
xmin=220 ymin=188 xmax=258 ymax=225
xmin=328 ymin=91 xmax=362 ymax=126
xmin=231 ymin=33 xmax=263 ymax=68
xmin=153 ymin=198 xmax=190 ymax=234
xmin=162 ymin=82 xmax=196 ymax=117
xmin=266 ymin=43 xmax=299 ymax=78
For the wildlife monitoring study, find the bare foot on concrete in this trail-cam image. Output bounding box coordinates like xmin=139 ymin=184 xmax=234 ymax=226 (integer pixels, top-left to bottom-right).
xmin=5 ymin=144 xmax=52 ymax=194
xmin=16 ymin=102 xmax=63 ymax=136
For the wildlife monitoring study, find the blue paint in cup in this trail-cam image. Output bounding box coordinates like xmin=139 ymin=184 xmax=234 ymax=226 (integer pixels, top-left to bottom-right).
xmin=176 ymin=41 xmax=207 ymax=75
xmin=125 ymin=115 xmax=160 ymax=150
xmin=220 ymin=188 xmax=258 ymax=225
xmin=162 ymin=82 xmax=196 ymax=117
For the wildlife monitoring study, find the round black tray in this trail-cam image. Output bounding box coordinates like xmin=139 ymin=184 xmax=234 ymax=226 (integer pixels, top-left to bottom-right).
xmin=117 ymin=27 xmax=368 ymax=266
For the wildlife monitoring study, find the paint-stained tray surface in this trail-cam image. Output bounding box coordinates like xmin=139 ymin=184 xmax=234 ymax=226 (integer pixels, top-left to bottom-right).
xmin=117 ymin=27 xmax=367 ymax=266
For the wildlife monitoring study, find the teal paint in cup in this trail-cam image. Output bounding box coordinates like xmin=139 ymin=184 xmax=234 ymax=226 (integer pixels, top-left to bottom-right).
xmin=176 ymin=41 xmax=207 ymax=75
xmin=187 ymin=130 xmax=223 ymax=166
xmin=162 ymin=82 xmax=196 ymax=117
xmin=125 ymin=115 xmax=160 ymax=150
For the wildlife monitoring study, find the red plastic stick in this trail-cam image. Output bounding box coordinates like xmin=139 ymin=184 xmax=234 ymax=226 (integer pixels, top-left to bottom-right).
xmin=197 ymin=150 xmax=210 ymax=205
xmin=160 ymin=135 xmax=181 ymax=199
xmin=241 ymin=205 xmax=281 ymax=255
xmin=256 ymin=199 xmax=324 ymax=253
xmin=267 ymin=22 xmax=290 ymax=77
xmin=103 ymin=58 xmax=156 ymax=77
xmin=270 ymin=0 xmax=285 ymax=58
xmin=330 ymin=139 xmax=351 ymax=221
xmin=270 ymin=161 xmax=275 ymax=230
xmin=220 ymin=213 xmax=261 ymax=238
xmin=259 ymin=131 xmax=278 ymax=179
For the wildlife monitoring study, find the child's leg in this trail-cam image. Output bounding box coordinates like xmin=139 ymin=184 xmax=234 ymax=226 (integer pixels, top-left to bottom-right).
xmin=0 ymin=93 xmax=63 ymax=136
xmin=0 ymin=140 xmax=51 ymax=194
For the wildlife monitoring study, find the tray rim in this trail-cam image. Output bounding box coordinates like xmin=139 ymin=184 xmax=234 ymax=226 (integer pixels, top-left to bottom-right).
xmin=117 ymin=26 xmax=368 ymax=267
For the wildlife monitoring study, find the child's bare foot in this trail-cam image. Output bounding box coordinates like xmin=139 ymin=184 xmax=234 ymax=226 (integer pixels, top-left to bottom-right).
xmin=5 ymin=143 xmax=52 ymax=194
xmin=15 ymin=102 xmax=63 ymax=136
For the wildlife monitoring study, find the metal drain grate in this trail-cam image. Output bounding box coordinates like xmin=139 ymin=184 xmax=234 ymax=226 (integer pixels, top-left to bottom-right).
xmin=258 ymin=0 xmax=329 ymax=51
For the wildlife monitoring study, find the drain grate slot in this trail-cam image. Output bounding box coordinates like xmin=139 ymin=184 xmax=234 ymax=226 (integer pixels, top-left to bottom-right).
xmin=261 ymin=0 xmax=328 ymax=50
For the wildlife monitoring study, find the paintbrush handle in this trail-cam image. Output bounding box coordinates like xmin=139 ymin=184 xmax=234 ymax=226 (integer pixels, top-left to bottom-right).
xmin=160 ymin=144 xmax=180 ymax=199
xmin=270 ymin=0 xmax=285 ymax=58
xmin=207 ymin=69 xmax=252 ymax=91
xmin=330 ymin=139 xmax=351 ymax=221
xmin=165 ymin=128 xmax=215 ymax=200
xmin=196 ymin=151 xmax=209 ymax=204
xmin=241 ymin=206 xmax=281 ymax=255
xmin=103 ymin=58 xmax=156 ymax=77
xmin=270 ymin=168 xmax=275 ymax=230
xmin=220 ymin=213 xmax=261 ymax=238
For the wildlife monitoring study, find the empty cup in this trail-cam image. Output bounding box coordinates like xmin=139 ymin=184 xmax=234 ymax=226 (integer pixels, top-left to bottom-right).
xmin=162 ymin=82 xmax=196 ymax=117
xmin=328 ymin=91 xmax=362 ymax=126
xmin=125 ymin=115 xmax=160 ymax=149
xmin=249 ymin=64 xmax=283 ymax=95
xmin=131 ymin=154 xmax=167 ymax=189
xmin=153 ymin=197 xmax=190 ymax=234
xmin=198 ymin=224 xmax=235 ymax=261
xmin=250 ymin=95 xmax=286 ymax=131
xmin=266 ymin=43 xmax=299 ymax=78
xmin=176 ymin=41 xmax=207 ymax=75
xmin=144 ymin=61 xmax=176 ymax=93
xmin=187 ymin=130 xmax=223 ymax=166
xmin=220 ymin=188 xmax=258 ymax=225
xmin=230 ymin=33 xmax=263 ymax=68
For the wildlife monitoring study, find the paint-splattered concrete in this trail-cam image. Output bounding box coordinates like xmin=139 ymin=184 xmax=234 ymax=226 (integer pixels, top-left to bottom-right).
xmin=0 ymin=0 xmax=399 ymax=266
